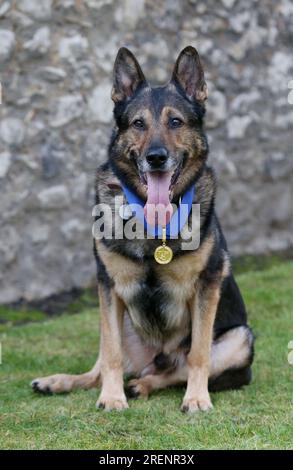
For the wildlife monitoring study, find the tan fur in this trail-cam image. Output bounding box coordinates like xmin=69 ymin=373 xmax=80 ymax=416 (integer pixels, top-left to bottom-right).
xmin=96 ymin=241 xmax=144 ymax=302
xmin=181 ymin=278 xmax=221 ymax=412
xmin=96 ymin=285 xmax=128 ymax=410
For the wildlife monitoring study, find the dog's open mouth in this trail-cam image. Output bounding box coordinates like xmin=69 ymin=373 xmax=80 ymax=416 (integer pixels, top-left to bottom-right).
xmin=141 ymin=169 xmax=180 ymax=227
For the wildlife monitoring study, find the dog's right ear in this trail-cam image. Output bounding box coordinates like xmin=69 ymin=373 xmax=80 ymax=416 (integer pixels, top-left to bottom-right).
xmin=112 ymin=47 xmax=146 ymax=103
xmin=172 ymin=46 xmax=208 ymax=103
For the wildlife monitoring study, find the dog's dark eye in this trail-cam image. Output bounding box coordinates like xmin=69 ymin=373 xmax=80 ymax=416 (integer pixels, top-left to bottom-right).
xmin=132 ymin=119 xmax=145 ymax=130
xmin=169 ymin=117 xmax=183 ymax=128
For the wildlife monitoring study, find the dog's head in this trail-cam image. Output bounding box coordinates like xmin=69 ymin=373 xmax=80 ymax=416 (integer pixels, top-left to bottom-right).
xmin=109 ymin=46 xmax=208 ymax=226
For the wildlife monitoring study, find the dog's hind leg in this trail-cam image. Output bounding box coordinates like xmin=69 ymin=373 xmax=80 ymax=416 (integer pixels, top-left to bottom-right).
xmin=209 ymin=325 xmax=254 ymax=391
xmin=126 ymin=325 xmax=254 ymax=399
xmin=31 ymin=357 xmax=101 ymax=394
xmin=126 ymin=366 xmax=187 ymax=399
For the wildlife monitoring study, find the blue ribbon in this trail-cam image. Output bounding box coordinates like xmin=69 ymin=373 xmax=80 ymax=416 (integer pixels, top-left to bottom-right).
xmin=121 ymin=183 xmax=195 ymax=239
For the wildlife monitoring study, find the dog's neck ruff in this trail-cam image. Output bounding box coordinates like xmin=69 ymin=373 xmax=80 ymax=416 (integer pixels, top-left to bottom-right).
xmin=121 ymin=183 xmax=195 ymax=239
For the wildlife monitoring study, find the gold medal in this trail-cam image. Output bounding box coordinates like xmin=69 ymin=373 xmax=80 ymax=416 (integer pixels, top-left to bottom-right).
xmin=154 ymin=227 xmax=173 ymax=264
xmin=154 ymin=245 xmax=173 ymax=264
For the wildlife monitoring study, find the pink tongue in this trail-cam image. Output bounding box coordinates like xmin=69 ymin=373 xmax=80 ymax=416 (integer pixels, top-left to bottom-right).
xmin=144 ymin=171 xmax=173 ymax=227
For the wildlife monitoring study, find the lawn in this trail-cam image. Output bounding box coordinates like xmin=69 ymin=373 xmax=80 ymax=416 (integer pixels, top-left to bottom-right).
xmin=0 ymin=261 xmax=292 ymax=450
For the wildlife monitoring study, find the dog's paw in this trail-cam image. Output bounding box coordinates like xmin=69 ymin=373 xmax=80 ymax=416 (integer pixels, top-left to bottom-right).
xmin=31 ymin=378 xmax=53 ymax=395
xmin=181 ymin=395 xmax=213 ymax=413
xmin=125 ymin=378 xmax=149 ymax=399
xmin=31 ymin=374 xmax=73 ymax=394
xmin=96 ymin=395 xmax=129 ymax=411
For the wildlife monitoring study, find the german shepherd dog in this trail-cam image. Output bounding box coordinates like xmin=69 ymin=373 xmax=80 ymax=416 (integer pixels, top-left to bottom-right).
xmin=32 ymin=46 xmax=254 ymax=413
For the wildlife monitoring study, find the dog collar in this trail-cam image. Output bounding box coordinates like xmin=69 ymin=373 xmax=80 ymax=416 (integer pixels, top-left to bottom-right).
xmin=121 ymin=183 xmax=195 ymax=239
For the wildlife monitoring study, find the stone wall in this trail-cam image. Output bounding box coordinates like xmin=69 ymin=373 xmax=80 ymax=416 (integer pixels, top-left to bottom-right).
xmin=0 ymin=0 xmax=293 ymax=303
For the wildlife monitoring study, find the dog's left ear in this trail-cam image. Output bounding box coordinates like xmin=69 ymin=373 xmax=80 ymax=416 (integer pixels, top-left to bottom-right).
xmin=112 ymin=47 xmax=146 ymax=103
xmin=172 ymin=46 xmax=208 ymax=103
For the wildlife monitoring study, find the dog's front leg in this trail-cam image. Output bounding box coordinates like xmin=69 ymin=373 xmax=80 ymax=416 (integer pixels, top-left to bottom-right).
xmin=96 ymin=285 xmax=128 ymax=411
xmin=182 ymin=280 xmax=220 ymax=413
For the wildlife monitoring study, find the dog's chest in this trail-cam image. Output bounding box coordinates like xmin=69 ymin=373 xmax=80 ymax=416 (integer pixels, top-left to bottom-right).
xmin=128 ymin=265 xmax=195 ymax=346
xmin=97 ymin=242 xmax=212 ymax=349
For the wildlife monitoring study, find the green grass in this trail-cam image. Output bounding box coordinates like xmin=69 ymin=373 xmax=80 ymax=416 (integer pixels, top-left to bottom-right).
xmin=0 ymin=262 xmax=292 ymax=450
xmin=0 ymin=306 xmax=46 ymax=333
xmin=0 ymin=287 xmax=98 ymax=334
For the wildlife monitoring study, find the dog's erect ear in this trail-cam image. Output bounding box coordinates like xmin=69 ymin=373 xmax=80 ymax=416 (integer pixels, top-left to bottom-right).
xmin=112 ymin=47 xmax=146 ymax=103
xmin=172 ymin=46 xmax=208 ymax=103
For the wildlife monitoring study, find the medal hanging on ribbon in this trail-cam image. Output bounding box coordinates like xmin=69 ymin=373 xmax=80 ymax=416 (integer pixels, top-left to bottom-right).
xmin=121 ymin=183 xmax=195 ymax=265
xmin=154 ymin=227 xmax=173 ymax=264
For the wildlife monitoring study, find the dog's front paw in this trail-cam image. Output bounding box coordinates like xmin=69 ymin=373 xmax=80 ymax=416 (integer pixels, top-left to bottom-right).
xmin=181 ymin=394 xmax=213 ymax=413
xmin=31 ymin=374 xmax=73 ymax=394
xmin=96 ymin=395 xmax=129 ymax=411
xmin=31 ymin=378 xmax=53 ymax=395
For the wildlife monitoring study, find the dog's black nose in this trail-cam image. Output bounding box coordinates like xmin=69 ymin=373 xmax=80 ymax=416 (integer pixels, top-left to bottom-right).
xmin=146 ymin=147 xmax=168 ymax=168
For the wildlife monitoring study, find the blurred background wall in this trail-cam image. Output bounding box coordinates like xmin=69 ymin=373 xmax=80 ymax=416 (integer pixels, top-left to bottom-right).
xmin=0 ymin=0 xmax=293 ymax=303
